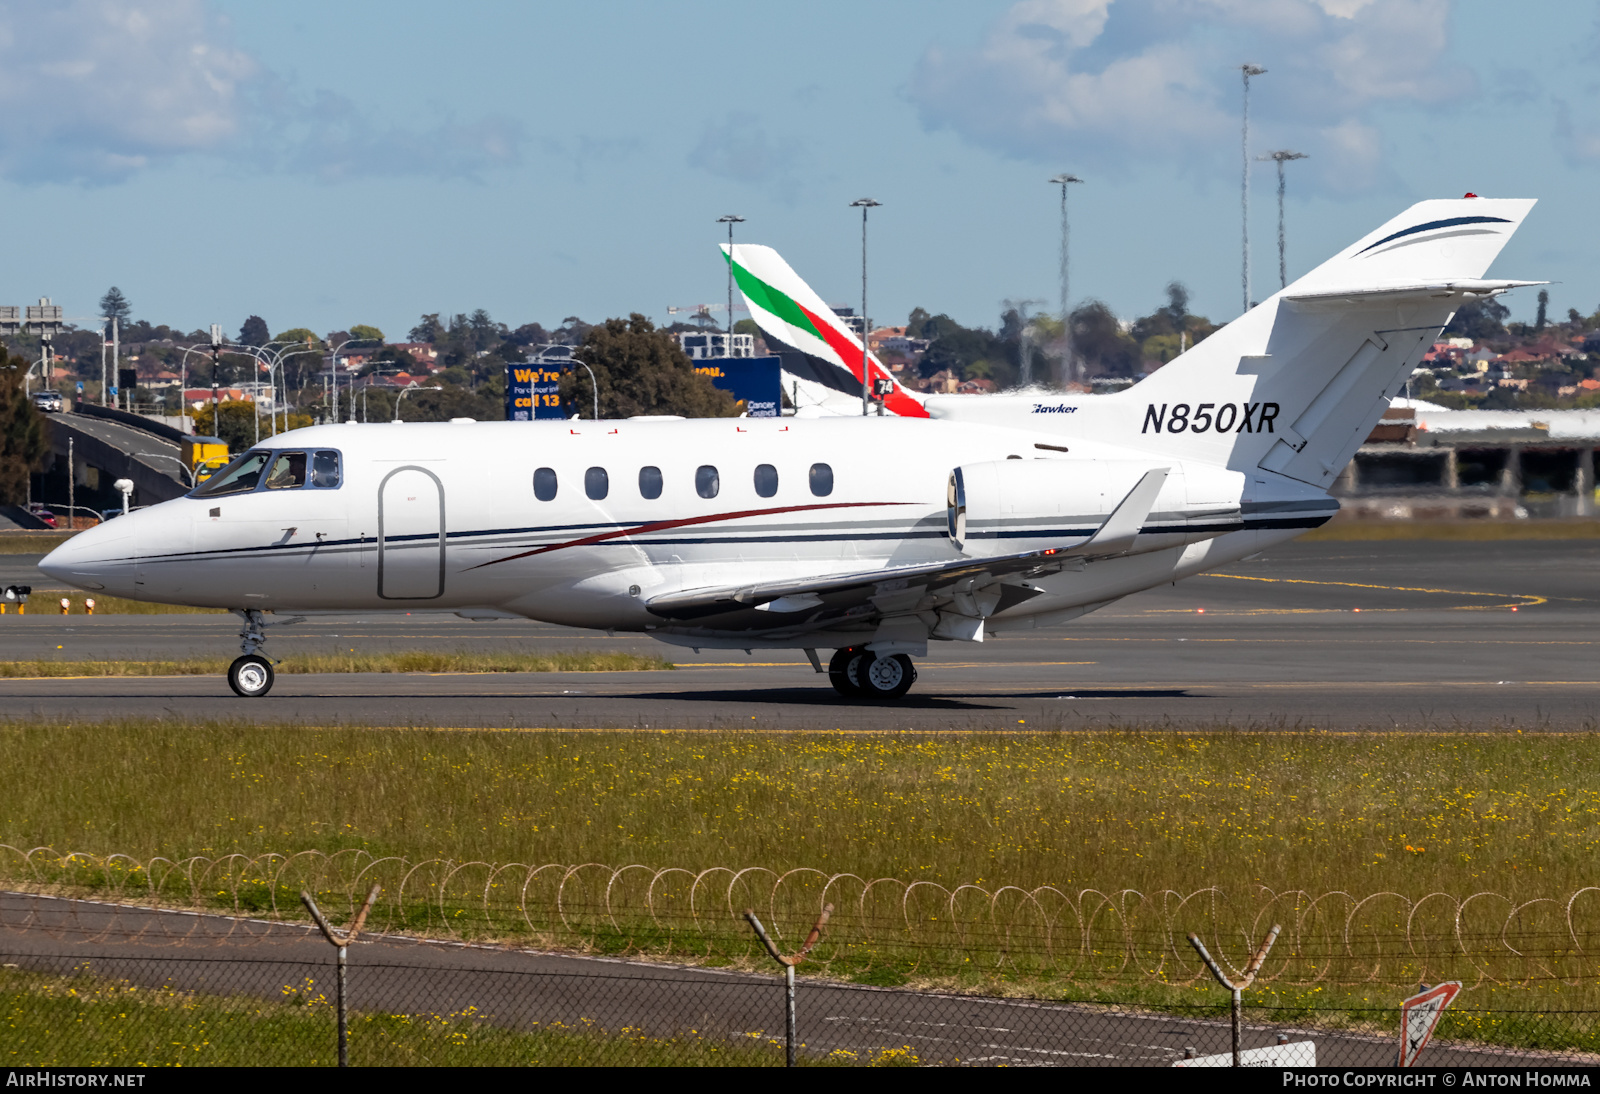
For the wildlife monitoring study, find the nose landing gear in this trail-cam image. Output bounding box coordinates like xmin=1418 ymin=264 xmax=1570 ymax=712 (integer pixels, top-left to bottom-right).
xmin=227 ymin=609 xmax=303 ymax=698
xmin=228 ymin=654 xmax=274 ymax=698
xmin=827 ymin=646 xmax=918 ymax=701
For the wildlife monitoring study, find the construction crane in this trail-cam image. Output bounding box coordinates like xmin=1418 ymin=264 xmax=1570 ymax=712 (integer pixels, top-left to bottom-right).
xmin=665 ymin=303 xmax=746 ymax=329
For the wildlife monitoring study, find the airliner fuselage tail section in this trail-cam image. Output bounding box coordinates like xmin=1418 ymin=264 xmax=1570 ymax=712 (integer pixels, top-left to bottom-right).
xmin=40 ymin=197 xmax=1537 ymax=699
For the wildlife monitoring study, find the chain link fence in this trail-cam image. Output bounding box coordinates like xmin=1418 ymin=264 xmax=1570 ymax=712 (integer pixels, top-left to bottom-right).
xmin=7 ymin=851 xmax=1600 ymax=1067
xmin=5 ymin=914 xmax=1600 ymax=1067
xmin=6 ymin=947 xmax=1600 ymax=1067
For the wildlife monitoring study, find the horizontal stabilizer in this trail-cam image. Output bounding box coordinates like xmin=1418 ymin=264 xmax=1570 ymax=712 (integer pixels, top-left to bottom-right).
xmin=1284 ymin=279 xmax=1547 ymax=307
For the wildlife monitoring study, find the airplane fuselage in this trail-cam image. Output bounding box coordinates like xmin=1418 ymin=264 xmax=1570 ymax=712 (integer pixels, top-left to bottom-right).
xmin=40 ymin=415 xmax=1332 ymax=646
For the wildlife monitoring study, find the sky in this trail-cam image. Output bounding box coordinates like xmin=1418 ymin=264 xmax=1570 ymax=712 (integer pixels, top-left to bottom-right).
xmin=1 ymin=0 xmax=1596 ymax=343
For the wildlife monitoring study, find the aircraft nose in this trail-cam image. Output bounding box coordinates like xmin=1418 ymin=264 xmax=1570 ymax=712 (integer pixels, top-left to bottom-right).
xmin=39 ymin=515 xmax=135 ymax=592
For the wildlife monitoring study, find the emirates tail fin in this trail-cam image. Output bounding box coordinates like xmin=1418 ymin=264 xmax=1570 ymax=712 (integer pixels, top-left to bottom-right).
xmin=724 ymin=243 xmax=929 ymax=418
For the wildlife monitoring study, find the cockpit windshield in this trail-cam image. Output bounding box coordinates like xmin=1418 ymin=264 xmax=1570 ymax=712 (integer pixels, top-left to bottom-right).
xmin=192 ymin=450 xmax=269 ymax=497
xmin=190 ymin=448 xmax=342 ymax=498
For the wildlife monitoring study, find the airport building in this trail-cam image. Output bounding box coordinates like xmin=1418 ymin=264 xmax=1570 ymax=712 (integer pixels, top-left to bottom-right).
xmin=1337 ymin=405 xmax=1600 ymax=518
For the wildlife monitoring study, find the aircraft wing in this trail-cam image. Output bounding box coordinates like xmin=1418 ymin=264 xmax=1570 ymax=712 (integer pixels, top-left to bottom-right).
xmin=645 ymin=470 xmax=1168 ymax=632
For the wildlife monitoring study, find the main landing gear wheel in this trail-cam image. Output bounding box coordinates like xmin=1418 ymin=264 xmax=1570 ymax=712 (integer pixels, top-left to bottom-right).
xmin=828 ymin=648 xmax=918 ymax=701
xmin=828 ymin=647 xmax=866 ymax=698
xmin=228 ymin=654 xmax=275 ymax=698
xmin=860 ymin=653 xmax=917 ymax=701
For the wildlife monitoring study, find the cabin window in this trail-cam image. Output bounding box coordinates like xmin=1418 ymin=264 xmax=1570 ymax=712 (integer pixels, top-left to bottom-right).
xmin=754 ymin=463 xmax=778 ymax=498
xmin=192 ymin=450 xmax=270 ymax=497
xmin=311 ymin=450 xmax=341 ymax=488
xmin=809 ymin=462 xmax=834 ymax=497
xmin=585 ymin=466 xmax=609 ymax=500
xmin=533 ymin=467 xmax=558 ymax=501
xmin=639 ymin=465 xmax=663 ymax=499
xmin=264 ymin=452 xmax=307 ymax=490
xmin=695 ymin=464 xmax=720 ymax=499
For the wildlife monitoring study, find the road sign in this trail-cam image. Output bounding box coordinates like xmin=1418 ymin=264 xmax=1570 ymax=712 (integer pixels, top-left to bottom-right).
xmin=1399 ymin=981 xmax=1461 ymax=1067
xmin=1172 ymin=1040 xmax=1316 ymax=1067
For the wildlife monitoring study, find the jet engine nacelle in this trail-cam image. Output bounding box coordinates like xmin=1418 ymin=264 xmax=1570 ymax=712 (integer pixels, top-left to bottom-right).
xmin=946 ymin=458 xmax=1243 ymax=556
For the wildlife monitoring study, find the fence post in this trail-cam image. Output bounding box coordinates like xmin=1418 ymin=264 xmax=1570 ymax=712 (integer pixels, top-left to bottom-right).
xmin=744 ymin=903 xmax=833 ymax=1068
xmin=1187 ymin=924 xmax=1280 ymax=1067
xmin=301 ymin=884 xmax=381 ymax=1068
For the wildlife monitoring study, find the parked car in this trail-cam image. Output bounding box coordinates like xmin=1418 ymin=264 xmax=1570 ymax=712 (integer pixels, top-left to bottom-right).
xmin=25 ymin=505 xmax=56 ymax=528
xmin=31 ymin=391 xmax=62 ymax=412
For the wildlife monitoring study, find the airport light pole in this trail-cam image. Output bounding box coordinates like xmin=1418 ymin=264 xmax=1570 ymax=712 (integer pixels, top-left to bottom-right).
xmin=717 ymin=215 xmax=745 ymax=351
xmin=328 ymin=338 xmax=379 ymax=423
xmin=1259 ymin=150 xmax=1307 ymax=290
xmin=1049 ymin=174 xmax=1083 ymax=385
xmin=568 ymin=355 xmax=600 ymax=420
xmin=393 ymin=384 xmax=442 ymax=422
xmin=849 ymin=198 xmax=881 ymax=416
xmin=1240 ymin=63 xmax=1267 ymax=315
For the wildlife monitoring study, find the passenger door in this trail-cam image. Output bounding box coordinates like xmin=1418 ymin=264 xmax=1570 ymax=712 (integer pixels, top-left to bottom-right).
xmin=378 ymin=465 xmax=446 ymax=599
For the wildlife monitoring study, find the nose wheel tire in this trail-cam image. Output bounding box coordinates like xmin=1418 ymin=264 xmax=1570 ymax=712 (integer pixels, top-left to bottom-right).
xmin=228 ymin=654 xmax=275 ymax=698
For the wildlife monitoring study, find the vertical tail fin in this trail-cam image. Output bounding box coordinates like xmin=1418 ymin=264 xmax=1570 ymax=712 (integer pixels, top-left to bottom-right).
xmin=1120 ymin=197 xmax=1538 ymax=487
xmin=725 ymin=243 xmax=930 ymax=418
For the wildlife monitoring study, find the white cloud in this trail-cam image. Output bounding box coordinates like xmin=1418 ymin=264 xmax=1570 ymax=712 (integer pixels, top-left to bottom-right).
xmin=910 ymin=0 xmax=1471 ymax=194
xmin=0 ymin=0 xmax=524 ymax=185
xmin=687 ymin=112 xmax=802 ymax=202
xmin=0 ymin=0 xmax=255 ymax=182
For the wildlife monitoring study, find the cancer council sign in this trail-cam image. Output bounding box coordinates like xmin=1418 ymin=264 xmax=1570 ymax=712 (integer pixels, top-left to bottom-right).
xmin=506 ymin=364 xmax=566 ymax=421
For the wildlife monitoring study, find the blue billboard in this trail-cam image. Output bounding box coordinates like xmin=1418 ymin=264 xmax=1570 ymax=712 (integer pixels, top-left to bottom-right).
xmin=506 ymin=364 xmax=567 ymax=420
xmin=693 ymin=355 xmax=781 ymax=418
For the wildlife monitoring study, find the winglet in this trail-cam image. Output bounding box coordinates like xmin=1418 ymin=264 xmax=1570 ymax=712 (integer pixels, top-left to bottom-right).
xmin=1078 ymin=469 xmax=1169 ymax=556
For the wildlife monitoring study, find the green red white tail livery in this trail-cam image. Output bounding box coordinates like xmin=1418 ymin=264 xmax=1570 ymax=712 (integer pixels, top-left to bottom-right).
xmin=724 ymin=243 xmax=929 ymax=417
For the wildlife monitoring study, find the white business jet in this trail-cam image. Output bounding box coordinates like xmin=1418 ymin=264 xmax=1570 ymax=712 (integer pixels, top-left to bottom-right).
xmin=40 ymin=196 xmax=1537 ymax=699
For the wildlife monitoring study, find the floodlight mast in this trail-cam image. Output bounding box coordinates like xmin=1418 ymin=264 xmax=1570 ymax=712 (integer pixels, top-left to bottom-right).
xmin=1240 ymin=64 xmax=1267 ymax=314
xmin=1048 ymin=174 xmax=1083 ymax=385
xmin=849 ymin=198 xmax=881 ymax=416
xmin=717 ymin=215 xmax=745 ymax=349
xmin=1258 ymin=150 xmax=1308 ymax=289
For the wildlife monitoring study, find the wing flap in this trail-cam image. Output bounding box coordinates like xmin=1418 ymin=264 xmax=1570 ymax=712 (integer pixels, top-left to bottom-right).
xmin=645 ymin=468 xmax=1171 ymax=625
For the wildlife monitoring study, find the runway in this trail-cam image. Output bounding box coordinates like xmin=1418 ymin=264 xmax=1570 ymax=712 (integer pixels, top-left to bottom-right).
xmin=2 ymin=537 xmax=1599 ymax=729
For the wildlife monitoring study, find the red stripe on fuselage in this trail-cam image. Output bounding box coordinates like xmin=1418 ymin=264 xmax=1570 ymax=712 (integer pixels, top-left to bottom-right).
xmin=464 ymin=500 xmax=917 ymax=570
xmin=792 ymin=301 xmax=930 ymax=418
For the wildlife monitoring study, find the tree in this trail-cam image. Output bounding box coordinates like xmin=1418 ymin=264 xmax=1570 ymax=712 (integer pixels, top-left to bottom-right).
xmin=408 ymin=314 xmax=444 ymax=343
xmin=1536 ymin=289 xmax=1549 ymax=332
xmin=560 ymin=314 xmax=739 ymax=418
xmin=98 ymin=287 xmax=131 ymax=327
xmin=1444 ymin=298 xmax=1508 ymax=340
xmin=0 ymin=350 xmax=47 ymax=504
xmin=1164 ymin=282 xmax=1190 ymax=328
xmin=192 ymin=400 xmax=267 ymax=451
xmin=349 ymin=324 xmax=385 ymax=344
xmin=273 ymin=328 xmax=322 ymax=349
xmin=238 ymin=316 xmax=270 ymax=347
xmin=1070 ymin=301 xmax=1141 ymax=378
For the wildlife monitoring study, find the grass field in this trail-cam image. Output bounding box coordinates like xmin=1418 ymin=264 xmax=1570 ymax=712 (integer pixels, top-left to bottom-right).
xmin=4 ymin=723 xmax=1599 ymax=1031
xmin=0 ymin=650 xmax=673 ymax=678
xmin=0 ymin=722 xmax=1589 ymax=898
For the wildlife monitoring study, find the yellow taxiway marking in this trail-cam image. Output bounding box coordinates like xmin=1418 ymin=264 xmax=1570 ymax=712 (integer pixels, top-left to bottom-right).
xmin=1178 ymin=572 xmax=1547 ymax=612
